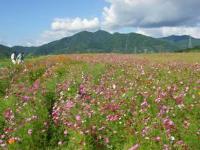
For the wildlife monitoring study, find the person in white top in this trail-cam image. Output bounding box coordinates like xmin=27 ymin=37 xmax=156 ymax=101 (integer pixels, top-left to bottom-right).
xmin=16 ymin=52 xmax=25 ymax=64
xmin=11 ymin=51 xmax=17 ymax=64
xmin=16 ymin=52 xmax=23 ymax=64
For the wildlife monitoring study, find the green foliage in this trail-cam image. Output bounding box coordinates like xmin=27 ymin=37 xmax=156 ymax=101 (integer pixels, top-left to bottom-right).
xmin=0 ymin=79 xmax=9 ymax=97
xmin=28 ymin=68 xmax=45 ymax=83
xmin=0 ymin=54 xmax=199 ymax=149
xmin=160 ymin=35 xmax=200 ymax=50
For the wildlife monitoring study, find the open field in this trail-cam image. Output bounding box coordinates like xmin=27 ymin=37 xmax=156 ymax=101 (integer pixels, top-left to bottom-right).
xmin=0 ymin=53 xmax=200 ymax=150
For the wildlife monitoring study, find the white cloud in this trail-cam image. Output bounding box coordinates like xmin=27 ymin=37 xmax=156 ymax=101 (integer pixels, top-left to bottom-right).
xmin=31 ymin=17 xmax=100 ymax=46
xmin=102 ymin=0 xmax=200 ymax=29
xmin=136 ymin=27 xmax=200 ymax=38
xmin=0 ymin=39 xmax=8 ymax=46
xmin=22 ymin=17 xmax=101 ymax=46
xmin=51 ymin=17 xmax=100 ymax=32
xmin=20 ymin=0 xmax=200 ymax=46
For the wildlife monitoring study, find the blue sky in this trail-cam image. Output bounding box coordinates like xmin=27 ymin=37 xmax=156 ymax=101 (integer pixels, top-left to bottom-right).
xmin=0 ymin=0 xmax=107 ymax=46
xmin=0 ymin=0 xmax=200 ymax=46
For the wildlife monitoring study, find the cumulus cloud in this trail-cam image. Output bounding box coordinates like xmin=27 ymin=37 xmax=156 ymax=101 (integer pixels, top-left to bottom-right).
xmin=51 ymin=17 xmax=100 ymax=31
xmin=19 ymin=17 xmax=100 ymax=46
xmin=102 ymin=0 xmax=200 ymax=29
xmin=34 ymin=17 xmax=101 ymax=46
xmin=25 ymin=0 xmax=200 ymax=46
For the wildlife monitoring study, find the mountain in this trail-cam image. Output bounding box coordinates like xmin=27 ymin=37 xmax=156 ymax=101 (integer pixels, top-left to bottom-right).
xmin=12 ymin=46 xmax=37 ymax=55
xmin=11 ymin=30 xmax=178 ymax=56
xmin=159 ymin=35 xmax=200 ymax=49
xmin=160 ymin=35 xmax=191 ymax=42
xmin=0 ymin=45 xmax=12 ymax=58
xmin=1 ymin=30 xmax=200 ymax=57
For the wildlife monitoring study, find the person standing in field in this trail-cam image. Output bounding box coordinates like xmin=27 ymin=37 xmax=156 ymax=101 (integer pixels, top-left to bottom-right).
xmin=16 ymin=52 xmax=25 ymax=64
xmin=11 ymin=51 xmax=17 ymax=64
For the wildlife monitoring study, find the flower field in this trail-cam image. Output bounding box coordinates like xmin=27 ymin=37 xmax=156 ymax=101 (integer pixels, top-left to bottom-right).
xmin=0 ymin=53 xmax=200 ymax=150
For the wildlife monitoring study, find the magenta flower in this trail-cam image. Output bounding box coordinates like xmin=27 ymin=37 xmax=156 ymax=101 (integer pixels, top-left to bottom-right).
xmin=106 ymin=114 xmax=119 ymax=121
xmin=163 ymin=117 xmax=175 ymax=132
xmin=103 ymin=103 xmax=119 ymax=112
xmin=4 ymin=108 xmax=14 ymax=120
xmin=174 ymin=94 xmax=184 ymax=105
xmin=52 ymin=106 xmax=61 ymax=124
xmin=158 ymin=105 xmax=168 ymax=117
xmin=79 ymin=84 xmax=86 ymax=96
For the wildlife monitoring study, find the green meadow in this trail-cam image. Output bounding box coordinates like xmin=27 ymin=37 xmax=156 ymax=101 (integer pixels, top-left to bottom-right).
xmin=0 ymin=53 xmax=199 ymax=150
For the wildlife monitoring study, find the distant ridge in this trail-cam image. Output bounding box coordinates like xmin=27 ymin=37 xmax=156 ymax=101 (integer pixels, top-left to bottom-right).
xmin=160 ymin=35 xmax=192 ymax=42
xmin=0 ymin=44 xmax=12 ymax=58
xmin=159 ymin=35 xmax=200 ymax=49
xmin=10 ymin=30 xmax=179 ymax=55
xmin=0 ymin=30 xmax=200 ymax=57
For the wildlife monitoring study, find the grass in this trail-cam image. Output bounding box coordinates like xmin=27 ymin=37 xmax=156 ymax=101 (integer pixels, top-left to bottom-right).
xmin=0 ymin=53 xmax=199 ymax=150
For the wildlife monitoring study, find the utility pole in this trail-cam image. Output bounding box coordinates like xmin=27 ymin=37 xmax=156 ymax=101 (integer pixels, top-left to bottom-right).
xmin=125 ymin=34 xmax=129 ymax=51
xmin=188 ymin=36 xmax=192 ymax=49
xmin=134 ymin=46 xmax=137 ymax=53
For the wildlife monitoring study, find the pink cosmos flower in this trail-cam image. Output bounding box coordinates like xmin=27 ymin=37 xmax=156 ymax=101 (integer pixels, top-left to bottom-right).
xmin=4 ymin=108 xmax=14 ymax=120
xmin=183 ymin=120 xmax=190 ymax=129
xmin=141 ymin=100 xmax=149 ymax=109
xmin=103 ymin=103 xmax=119 ymax=112
xmin=128 ymin=144 xmax=140 ymax=150
xmin=52 ymin=107 xmax=60 ymax=124
xmin=174 ymin=94 xmax=184 ymax=105
xmin=33 ymin=79 xmax=40 ymax=90
xmin=104 ymin=137 xmax=109 ymax=144
xmin=64 ymin=130 xmax=68 ymax=135
xmin=154 ymin=136 xmax=161 ymax=142
xmin=31 ymin=115 xmax=38 ymax=120
xmin=79 ymin=84 xmax=86 ymax=96
xmin=158 ymin=105 xmax=168 ymax=116
xmin=163 ymin=117 xmax=175 ymax=132
xmin=175 ymin=140 xmax=184 ymax=146
xmin=76 ymin=115 xmax=81 ymax=121
xmin=163 ymin=144 xmax=170 ymax=150
xmin=142 ymin=126 xmax=150 ymax=137
xmin=155 ymin=97 xmax=161 ymax=103
xmin=22 ymin=96 xmax=31 ymax=102
xmin=64 ymin=101 xmax=75 ymax=110
xmin=106 ymin=114 xmax=119 ymax=121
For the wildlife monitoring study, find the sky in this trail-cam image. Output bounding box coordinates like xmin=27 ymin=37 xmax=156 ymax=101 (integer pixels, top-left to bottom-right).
xmin=0 ymin=0 xmax=200 ymax=46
